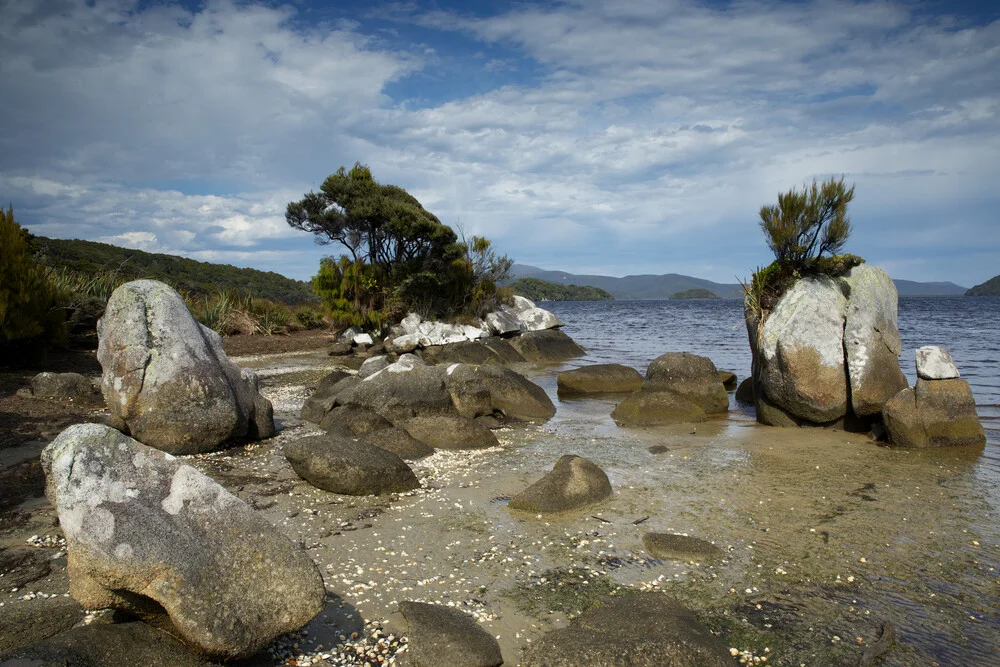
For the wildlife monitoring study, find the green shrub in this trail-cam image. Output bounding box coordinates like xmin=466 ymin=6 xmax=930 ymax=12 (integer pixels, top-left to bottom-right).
xmin=758 ymin=176 xmax=854 ymax=271
xmin=0 ymin=205 xmax=65 ymax=348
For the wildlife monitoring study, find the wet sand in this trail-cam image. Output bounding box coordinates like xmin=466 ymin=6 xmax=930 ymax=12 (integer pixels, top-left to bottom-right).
xmin=3 ymin=345 xmax=999 ymax=666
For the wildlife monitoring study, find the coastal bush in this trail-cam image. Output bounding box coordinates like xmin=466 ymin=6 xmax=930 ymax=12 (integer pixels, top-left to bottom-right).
xmin=745 ymin=178 xmax=862 ymax=324
xmin=288 ymin=163 xmax=510 ymax=328
xmin=0 ymin=205 xmax=65 ymax=353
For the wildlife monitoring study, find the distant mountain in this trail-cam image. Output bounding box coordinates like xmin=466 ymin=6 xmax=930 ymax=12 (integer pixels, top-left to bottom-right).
xmin=511 ymin=264 xmax=968 ymax=299
xmin=965 ymin=274 xmax=1000 ymax=296
xmin=510 ymin=264 xmax=744 ymax=299
xmin=893 ymin=280 xmax=968 ymax=296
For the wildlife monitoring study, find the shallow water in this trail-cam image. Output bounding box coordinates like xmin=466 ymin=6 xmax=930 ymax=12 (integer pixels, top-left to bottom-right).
xmin=236 ymin=331 xmax=1000 ymax=666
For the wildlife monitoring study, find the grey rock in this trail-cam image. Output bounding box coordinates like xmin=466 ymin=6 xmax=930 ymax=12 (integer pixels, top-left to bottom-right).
xmin=512 ymin=296 xmax=564 ymax=332
xmin=718 ymin=371 xmax=738 ymax=391
xmin=484 ymin=307 xmax=522 ymax=336
xmin=446 ymin=364 xmax=556 ymax=423
xmin=508 ymin=455 xmax=612 ymax=514
xmin=642 ymin=533 xmax=723 ymax=561
xmin=509 ymin=329 xmax=585 ymax=362
xmin=353 ymin=333 xmax=374 ymax=346
xmin=361 ymin=427 xmax=435 ymax=460
xmin=41 ymin=424 xmax=323 ymax=660
xmin=30 ymin=372 xmax=97 ymax=401
xmin=328 ymin=341 xmax=354 ymax=356
xmin=318 ymin=404 xmax=393 ymax=435
xmin=481 ymin=337 xmax=527 ymax=363
xmin=300 ymin=370 xmax=354 ymax=424
xmin=97 ymin=279 xmax=274 ymax=454
xmin=358 ymin=355 xmax=391 ymax=379
xmin=843 ymin=265 xmax=908 ymax=417
xmin=557 ymin=364 xmax=643 ymax=397
xmin=421 ymin=341 xmax=505 ymax=366
xmin=915 ymin=345 xmax=960 ymax=380
xmin=400 ymin=601 xmax=503 ymax=667
xmin=389 ymin=333 xmax=421 ymax=354
xmin=340 ymin=355 xmax=453 ymax=422
xmin=643 ymin=352 xmax=728 ymax=414
xmin=883 ymin=378 xmax=985 ymax=448
xmin=521 ymin=592 xmax=731 ymax=667
xmin=0 ymin=595 xmax=86 ymax=654
xmin=284 ymin=432 xmax=420 ymax=495
xmin=401 ymin=413 xmax=499 ymax=450
xmin=1 ymin=621 xmax=211 ymax=666
xmin=734 ymin=377 xmax=755 ymax=405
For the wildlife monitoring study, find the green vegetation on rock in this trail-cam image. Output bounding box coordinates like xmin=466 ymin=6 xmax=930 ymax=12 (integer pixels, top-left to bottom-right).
xmin=670 ymin=288 xmax=718 ymax=299
xmin=965 ymin=274 xmax=1000 ymax=296
xmin=510 ymin=277 xmax=613 ymax=301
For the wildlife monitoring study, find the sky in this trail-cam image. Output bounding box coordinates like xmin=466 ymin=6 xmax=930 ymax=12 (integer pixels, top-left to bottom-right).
xmin=2 ymin=0 xmax=998 ymax=287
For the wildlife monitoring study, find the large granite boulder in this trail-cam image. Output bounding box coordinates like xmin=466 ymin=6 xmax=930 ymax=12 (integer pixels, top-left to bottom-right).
xmin=883 ymin=349 xmax=985 ymax=448
xmin=557 ymin=364 xmax=643 ymax=397
xmin=718 ymin=371 xmax=738 ymax=391
xmin=361 ymin=426 xmax=435 ymax=460
xmin=511 ymin=295 xmax=564 ymax=331
xmin=508 ymin=455 xmax=612 ymax=514
xmin=41 ymin=424 xmax=324 ymax=660
xmin=843 ymin=265 xmax=908 ymax=417
xmin=401 ymin=413 xmax=500 ymax=450
xmin=521 ymin=593 xmax=731 ymax=667
xmin=481 ymin=337 xmax=527 ymax=363
xmin=421 ymin=340 xmax=506 ymax=366
xmin=509 ymin=329 xmax=586 ymax=362
xmin=484 ymin=306 xmax=523 ymax=336
xmin=97 ymin=279 xmax=275 ymax=454
xmin=340 ymin=355 xmax=454 ymax=421
xmin=611 ymin=391 xmax=707 ymax=426
xmin=400 ymin=601 xmax=503 ymax=667
xmin=643 ymin=352 xmax=728 ymax=414
xmin=747 ymin=264 xmax=907 ymax=427
xmin=283 ymin=433 xmax=420 ymax=495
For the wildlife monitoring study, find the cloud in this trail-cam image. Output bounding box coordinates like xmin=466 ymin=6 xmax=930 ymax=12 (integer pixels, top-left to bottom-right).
xmin=2 ymin=0 xmax=998 ymax=287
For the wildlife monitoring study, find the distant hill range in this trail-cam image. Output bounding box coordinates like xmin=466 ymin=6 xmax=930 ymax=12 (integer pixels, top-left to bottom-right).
xmin=511 ymin=264 xmax=967 ymax=299
xmin=31 ymin=236 xmax=317 ymax=304
xmin=965 ymin=274 xmax=1000 ymax=296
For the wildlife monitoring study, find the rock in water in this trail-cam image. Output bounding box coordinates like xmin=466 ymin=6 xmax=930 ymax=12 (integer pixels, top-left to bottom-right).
xmin=611 ymin=391 xmax=707 ymax=426
xmin=283 ymin=433 xmax=421 ymax=495
xmin=41 ymin=424 xmax=324 ymax=660
xmin=445 ymin=363 xmax=556 ymax=423
xmin=753 ymin=275 xmax=848 ymax=423
xmin=510 ymin=329 xmax=586 ymax=362
xmin=883 ymin=378 xmax=985 ymax=448
xmin=642 ymin=533 xmax=723 ymax=561
xmin=643 ymin=352 xmax=729 ymax=414
xmin=400 ymin=601 xmax=503 ymax=667
xmin=735 ymin=377 xmax=755 ymax=405
xmin=521 ymin=592 xmax=732 ymax=666
xmin=843 ymin=265 xmax=908 ymax=417
xmin=508 ymin=455 xmax=612 ymax=513
xmin=718 ymin=371 xmax=738 ymax=391
xmin=97 ymin=279 xmax=274 ymax=454
xmin=915 ymin=345 xmax=960 ymax=380
xmin=557 ymin=364 xmax=644 ymax=397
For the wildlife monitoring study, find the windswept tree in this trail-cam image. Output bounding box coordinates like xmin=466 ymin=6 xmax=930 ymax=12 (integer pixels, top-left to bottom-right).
xmin=287 ymin=164 xmax=511 ymax=324
xmin=758 ymin=176 xmax=854 ymax=270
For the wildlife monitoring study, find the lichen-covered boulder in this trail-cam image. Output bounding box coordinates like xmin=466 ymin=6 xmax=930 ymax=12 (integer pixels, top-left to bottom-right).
xmin=643 ymin=352 xmax=728 ymax=414
xmin=883 ymin=378 xmax=985 ymax=448
xmin=843 ymin=264 xmax=908 ymax=417
xmin=521 ymin=593 xmax=731 ymax=667
xmin=421 ymin=340 xmax=506 ymax=366
xmin=361 ymin=427 xmax=435 ymax=460
xmin=97 ymin=280 xmax=274 ymax=454
xmin=509 ymin=329 xmax=586 ymax=362
xmin=557 ymin=364 xmax=643 ymax=397
xmin=751 ymin=275 xmax=848 ymax=424
xmin=511 ymin=295 xmax=564 ymax=331
xmin=284 ymin=432 xmax=421 ymax=495
xmin=508 ymin=455 xmax=612 ymax=514
xmin=401 ymin=413 xmax=500 ymax=450
xmin=400 ymin=601 xmax=503 ymax=667
xmin=484 ymin=306 xmax=522 ymax=336
xmin=339 ymin=355 xmax=454 ymax=421
xmin=358 ymin=355 xmax=391 ymax=379
xmin=611 ymin=391 xmax=707 ymax=426
xmin=299 ymin=370 xmax=354 ymax=424
xmin=41 ymin=424 xmax=324 ymax=660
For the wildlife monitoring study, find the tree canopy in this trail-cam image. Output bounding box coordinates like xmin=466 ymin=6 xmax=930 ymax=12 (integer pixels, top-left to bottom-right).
xmin=759 ymin=176 xmax=854 ymax=270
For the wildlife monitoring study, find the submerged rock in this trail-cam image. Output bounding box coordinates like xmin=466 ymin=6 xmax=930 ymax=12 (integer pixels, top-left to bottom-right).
xmin=521 ymin=592 xmax=731 ymax=666
xmin=642 ymin=533 xmax=723 ymax=561
xmin=611 ymin=391 xmax=707 ymax=426
xmin=284 ymin=432 xmax=421 ymax=495
xmin=643 ymin=352 xmax=728 ymax=415
xmin=41 ymin=423 xmax=324 ymax=660
xmin=557 ymin=364 xmax=643 ymax=397
xmin=509 ymin=329 xmax=586 ymax=362
xmin=508 ymin=455 xmax=612 ymax=514
xmin=400 ymin=601 xmax=503 ymax=667
xmin=97 ymin=279 xmax=274 ymax=454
